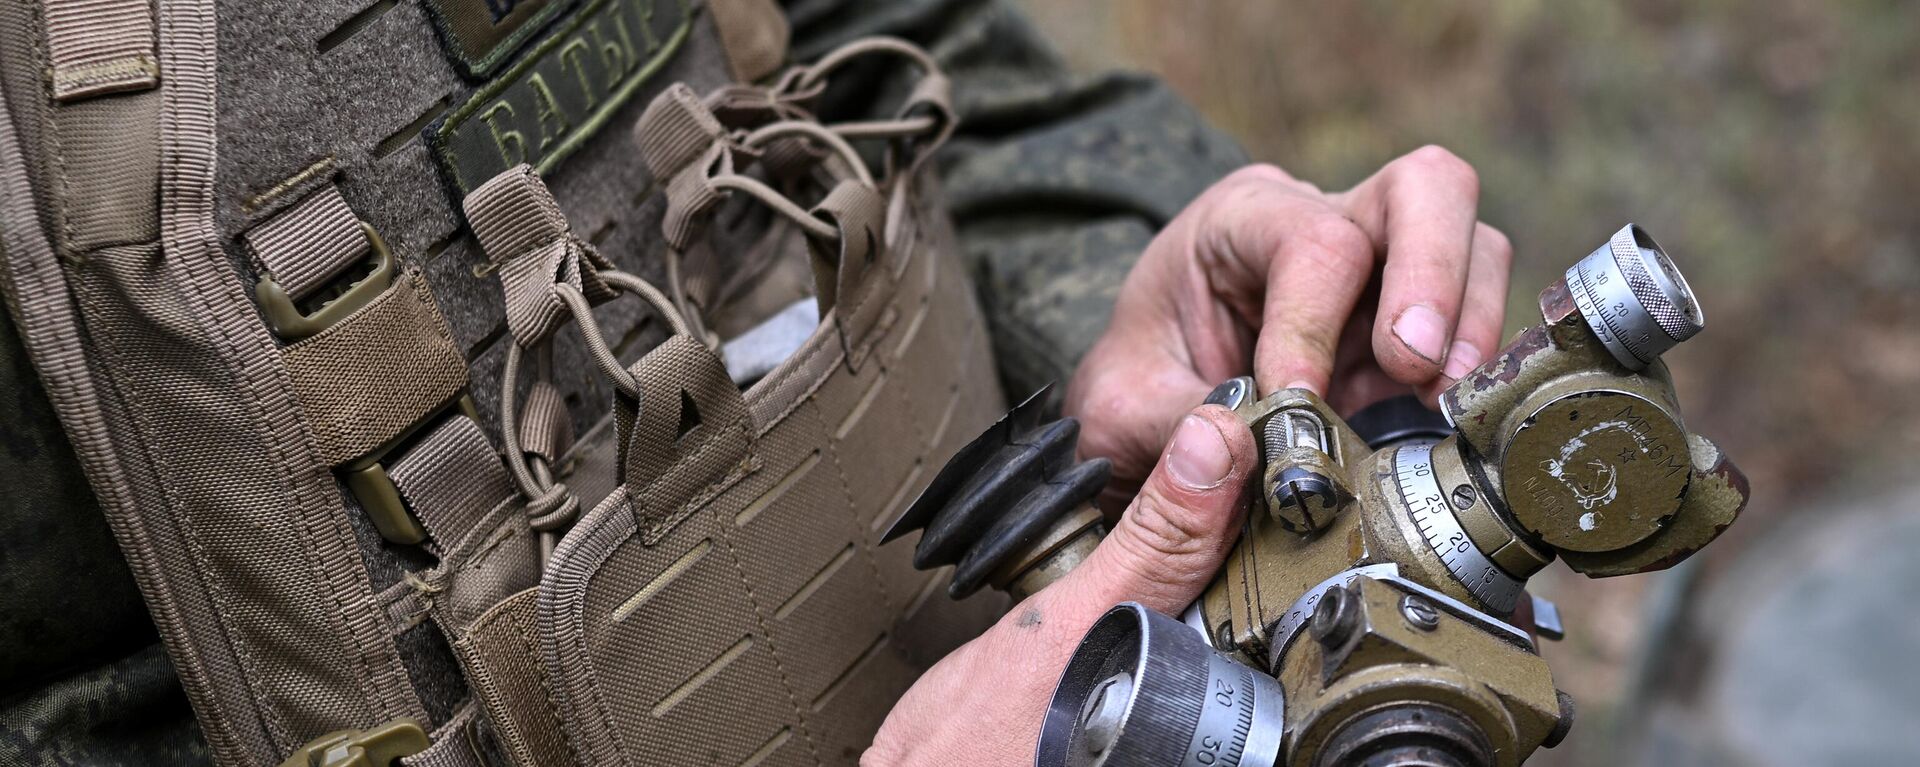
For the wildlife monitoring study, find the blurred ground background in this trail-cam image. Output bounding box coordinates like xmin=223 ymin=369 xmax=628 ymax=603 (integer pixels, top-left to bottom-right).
xmin=1012 ymin=1 xmax=1920 ymax=764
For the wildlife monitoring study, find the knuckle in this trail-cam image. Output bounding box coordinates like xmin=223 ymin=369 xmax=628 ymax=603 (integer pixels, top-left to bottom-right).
xmin=1120 ymin=491 xmax=1215 ymax=563
xmin=1296 ymin=212 xmax=1374 ymax=267
xmin=1227 ymin=162 xmax=1289 ymax=185
xmin=1403 ymin=144 xmax=1480 ymax=196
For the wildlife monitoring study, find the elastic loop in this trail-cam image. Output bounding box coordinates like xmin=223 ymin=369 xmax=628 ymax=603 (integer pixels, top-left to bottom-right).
xmin=707 ymin=174 xmax=839 ymax=240
xmin=552 ymin=283 xmax=642 ymax=400
xmin=743 ymin=120 xmax=874 ymax=187
xmin=525 ymin=484 xmax=581 ymax=532
xmin=796 ymin=36 xmax=939 ymax=92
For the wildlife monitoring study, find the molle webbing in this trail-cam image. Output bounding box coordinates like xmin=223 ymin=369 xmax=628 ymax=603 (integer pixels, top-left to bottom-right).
xmin=43 ymin=0 xmax=159 ymax=102
xmin=707 ymin=0 xmax=788 ymax=82
xmin=443 ymin=45 xmax=1008 ymax=764
xmin=280 ymin=269 xmax=468 ymax=466
xmin=3 ymin=0 xmax=1008 ymax=759
xmin=243 ymin=185 xmax=374 ymax=304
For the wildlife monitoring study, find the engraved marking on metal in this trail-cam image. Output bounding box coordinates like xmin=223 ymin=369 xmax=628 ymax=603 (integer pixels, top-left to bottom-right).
xmin=1370 ymin=573 xmax=1533 ymax=651
xmin=1395 ymin=443 xmax=1525 ymax=614
xmin=613 ymin=538 xmax=710 ymax=621
xmin=1267 ymin=563 xmax=1400 ymax=661
xmin=775 ymin=545 xmax=855 ymax=620
xmin=1238 ymin=661 xmax=1285 ymax=767
xmin=1608 ymin=226 xmax=1693 ymax=338
xmin=736 ymin=451 xmax=820 ymax=527
xmin=1567 ymin=249 xmax=1657 ymax=367
xmin=653 ymin=636 xmax=752 ymax=716
xmin=1184 ymin=654 xmax=1281 ymax=767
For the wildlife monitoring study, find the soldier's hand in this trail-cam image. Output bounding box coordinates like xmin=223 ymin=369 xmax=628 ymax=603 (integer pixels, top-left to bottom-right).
xmin=865 ymin=404 xmax=1258 ymax=766
xmin=1065 ymin=148 xmax=1511 ymax=504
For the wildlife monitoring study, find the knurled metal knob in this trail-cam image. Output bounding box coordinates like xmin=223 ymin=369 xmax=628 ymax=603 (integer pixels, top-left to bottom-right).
xmin=1564 ymin=224 xmax=1704 ymax=369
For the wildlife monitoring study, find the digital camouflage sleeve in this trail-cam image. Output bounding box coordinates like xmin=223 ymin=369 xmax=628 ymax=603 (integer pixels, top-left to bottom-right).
xmin=0 ymin=0 xmax=1246 ymax=762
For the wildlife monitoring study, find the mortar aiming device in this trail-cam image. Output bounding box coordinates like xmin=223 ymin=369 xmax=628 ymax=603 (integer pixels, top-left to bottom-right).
xmin=883 ymin=224 xmax=1749 ymax=766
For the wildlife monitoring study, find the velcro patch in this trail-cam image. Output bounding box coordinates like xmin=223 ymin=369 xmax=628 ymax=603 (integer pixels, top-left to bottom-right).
xmin=422 ymin=0 xmax=573 ymax=78
xmin=428 ymin=0 xmax=694 ymax=197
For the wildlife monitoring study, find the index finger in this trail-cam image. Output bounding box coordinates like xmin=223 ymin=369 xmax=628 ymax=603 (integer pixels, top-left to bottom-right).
xmin=1336 ymin=145 xmax=1481 ymax=386
xmin=1194 ymin=173 xmax=1379 ymax=396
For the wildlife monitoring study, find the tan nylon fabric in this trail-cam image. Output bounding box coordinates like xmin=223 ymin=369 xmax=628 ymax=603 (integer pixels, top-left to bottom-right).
xmin=44 ymin=91 xmax=163 ymax=255
xmin=399 ymin=704 xmax=488 ymax=767
xmin=389 ymin=414 xmax=515 ymax=550
xmin=516 ymin=380 xmax=574 ymax=464
xmin=809 ymin=180 xmax=888 ymax=369
xmin=530 ymin=172 xmax=1006 ymax=766
xmin=707 ymin=0 xmax=788 ymax=83
xmin=636 ymin=83 xmax=730 ymax=184
xmin=242 ymin=183 xmax=371 ymax=302
xmin=454 ymin=589 xmax=575 ymax=767
xmin=425 ymin=497 xmax=540 ymax=637
xmin=43 ymin=0 xmax=159 ymax=101
xmin=281 ymin=269 xmax=468 ymax=466
xmin=0 ymin=0 xmax=431 ymax=757
xmin=465 ymin=166 xmax=616 ymax=347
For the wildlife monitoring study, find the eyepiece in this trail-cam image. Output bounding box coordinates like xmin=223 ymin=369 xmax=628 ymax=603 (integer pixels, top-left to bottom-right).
xmin=1039 ymin=603 xmax=1285 ymax=767
xmin=1565 ymin=224 xmax=1704 ymax=369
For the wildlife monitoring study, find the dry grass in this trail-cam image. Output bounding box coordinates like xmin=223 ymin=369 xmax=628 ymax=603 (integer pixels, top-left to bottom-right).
xmin=1015 ymin=1 xmax=1920 ymax=763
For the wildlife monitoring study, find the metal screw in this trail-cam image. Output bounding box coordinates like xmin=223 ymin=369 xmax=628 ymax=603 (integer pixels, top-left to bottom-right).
xmin=1399 ymin=595 xmax=1440 ymax=631
xmin=1450 ymin=483 xmax=1477 ymax=510
xmin=1309 ymin=586 xmax=1359 ymax=648
xmin=1079 ymin=672 xmax=1133 ymax=755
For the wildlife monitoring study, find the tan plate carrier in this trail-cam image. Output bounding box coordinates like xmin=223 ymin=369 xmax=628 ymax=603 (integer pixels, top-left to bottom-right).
xmin=0 ymin=0 xmax=1006 ymax=762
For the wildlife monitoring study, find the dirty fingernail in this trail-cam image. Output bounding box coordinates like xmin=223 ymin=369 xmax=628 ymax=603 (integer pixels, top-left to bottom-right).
xmin=1283 ymin=379 xmax=1318 ymax=394
xmin=1392 ymin=304 xmax=1450 ymax=365
xmin=1165 ymin=415 xmax=1232 ymax=490
xmin=1442 ymin=340 xmax=1483 ymax=380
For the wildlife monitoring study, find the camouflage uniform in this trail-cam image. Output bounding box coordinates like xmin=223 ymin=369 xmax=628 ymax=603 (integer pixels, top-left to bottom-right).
xmin=0 ymin=0 xmax=1246 ymax=762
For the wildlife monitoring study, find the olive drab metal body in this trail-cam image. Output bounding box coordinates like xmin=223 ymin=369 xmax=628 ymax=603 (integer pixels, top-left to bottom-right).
xmin=0 ymin=0 xmax=1005 ymax=764
xmin=893 ymin=225 xmax=1752 ymax=766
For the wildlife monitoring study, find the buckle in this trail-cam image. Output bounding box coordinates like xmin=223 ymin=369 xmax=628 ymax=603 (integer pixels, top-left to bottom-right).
xmin=278 ymin=718 xmax=429 ymax=767
xmin=254 ymin=221 xmax=471 ymax=545
xmin=343 ymin=393 xmax=481 ymax=545
xmin=255 ymin=222 xmax=397 ymax=340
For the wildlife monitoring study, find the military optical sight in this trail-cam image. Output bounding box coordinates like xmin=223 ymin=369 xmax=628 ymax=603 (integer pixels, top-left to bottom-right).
xmin=885 ymin=224 xmax=1750 ymax=766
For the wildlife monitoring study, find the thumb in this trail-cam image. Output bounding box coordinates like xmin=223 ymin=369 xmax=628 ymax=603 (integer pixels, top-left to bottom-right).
xmin=1061 ymin=404 xmax=1259 ymax=616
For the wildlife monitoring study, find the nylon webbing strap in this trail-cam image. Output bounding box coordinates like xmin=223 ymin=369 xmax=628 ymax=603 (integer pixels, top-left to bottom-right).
xmin=280 ymin=270 xmax=468 ymax=466
xmin=464 ymin=165 xmax=613 ymax=347
xmin=388 ymin=415 xmax=513 ymax=550
xmin=810 ymin=180 xmax=889 ymax=368
xmin=635 ymin=84 xmax=743 ymax=251
xmin=516 ymin=381 xmax=573 ymax=464
xmin=636 ymin=83 xmax=729 ymax=183
xmin=244 ymin=184 xmax=371 ymax=302
xmin=619 ymin=336 xmax=752 ymax=538
xmin=454 ymin=589 xmax=572 ymax=767
xmin=400 ymin=704 xmax=488 ymax=767
xmin=707 ymin=0 xmax=787 ymax=83
xmin=43 ymin=0 xmax=160 ymax=101
xmin=423 ymin=497 xmax=539 ymax=634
